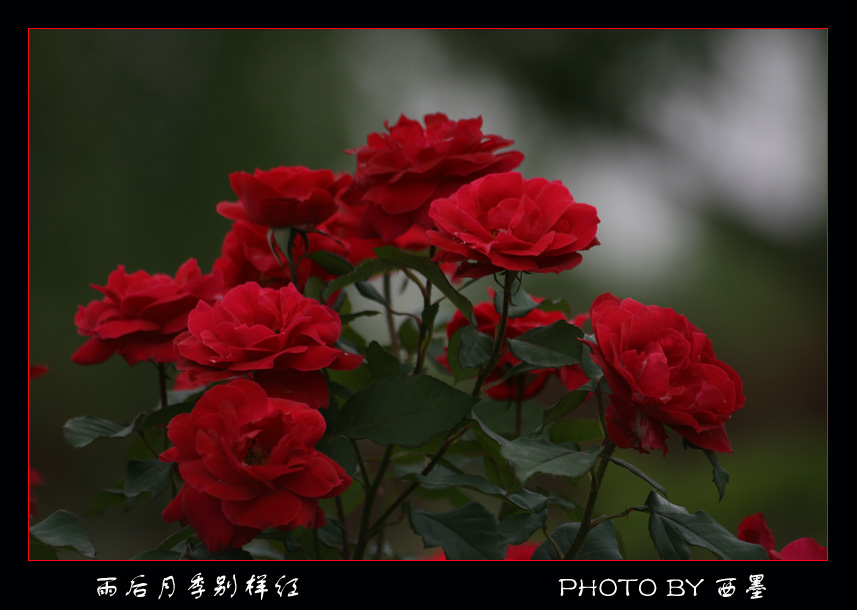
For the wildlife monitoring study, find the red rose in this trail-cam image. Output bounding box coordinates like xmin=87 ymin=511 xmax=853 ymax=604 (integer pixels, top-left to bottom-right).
xmin=213 ymin=218 xmax=347 ymax=292
xmin=175 ymin=282 xmax=363 ymax=396
xmin=71 ymin=259 xmax=221 ymax=366
xmin=737 ymin=513 xmax=827 ymax=560
xmin=160 ymin=379 xmax=351 ymax=552
xmin=346 ymin=113 xmax=524 ymax=243
xmin=441 ymin=290 xmax=577 ymax=400
xmin=218 ymin=166 xmax=350 ymax=229
xmin=586 ymin=293 xmax=745 ymax=454
xmin=323 ymin=200 xmax=433 ymax=264
xmin=428 ymin=172 xmax=600 ymax=279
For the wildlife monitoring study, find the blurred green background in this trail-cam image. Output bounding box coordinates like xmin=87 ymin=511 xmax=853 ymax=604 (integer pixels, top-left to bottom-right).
xmin=28 ymin=29 xmax=827 ymax=559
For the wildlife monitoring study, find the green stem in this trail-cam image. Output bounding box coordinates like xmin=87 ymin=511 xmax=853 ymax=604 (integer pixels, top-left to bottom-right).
xmin=366 ymin=425 xmax=469 ymax=540
xmin=157 ymin=362 xmax=168 ymax=411
xmin=335 ymin=495 xmax=350 ymax=560
xmin=353 ymin=445 xmax=394 ymax=560
xmin=413 ymin=263 xmax=435 ymax=376
xmin=312 ymin=528 xmax=322 ymax=559
xmin=383 ymin=273 xmax=400 ymax=359
xmin=563 ymin=389 xmax=614 ymax=559
xmin=472 ymin=271 xmax=517 ymax=397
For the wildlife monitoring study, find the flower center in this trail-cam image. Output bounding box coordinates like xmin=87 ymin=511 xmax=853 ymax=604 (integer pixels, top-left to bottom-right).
xmin=243 ymin=441 xmax=271 ymax=466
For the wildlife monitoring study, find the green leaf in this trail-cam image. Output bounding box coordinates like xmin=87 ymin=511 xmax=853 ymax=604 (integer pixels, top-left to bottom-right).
xmin=533 ymin=521 xmax=623 ymax=559
xmin=302 ymin=276 xmax=328 ymax=302
xmin=543 ymin=383 xmax=597 ymax=425
xmin=415 ymin=471 xmax=506 ymax=496
xmin=704 ymin=449 xmax=730 ymax=501
xmin=458 ymin=325 xmax=494 ymax=369
xmin=63 ymin=414 xmax=140 ymax=448
xmin=507 ymin=321 xmax=583 ymax=368
xmin=339 ymin=310 xmax=382 ymax=324
xmin=323 ymin=258 xmax=398 ymax=301
xmin=499 ymin=510 xmax=548 ymax=545
xmin=409 ymin=502 xmax=505 ymax=559
xmin=28 ymin=534 xmax=58 ymax=559
xmin=355 ymin=280 xmax=388 ymax=307
xmin=494 ymin=287 xmax=539 ymax=318
xmin=643 ymin=491 xmax=768 ymax=559
xmin=607 ymin=456 xmax=668 ymax=497
xmin=366 ymin=341 xmax=400 ymax=379
xmin=446 ymin=327 xmax=480 ymax=383
xmin=317 ymin=519 xmax=348 ymax=550
xmin=374 ymin=246 xmax=474 ymax=323
xmin=29 ymin=510 xmax=96 ymax=558
xmin=317 ymin=436 xmax=358 ymax=476
xmin=501 ymin=437 xmax=600 ymax=482
xmin=142 ymin=400 xmax=196 ymax=430
xmin=124 ymin=459 xmax=172 ymax=498
xmin=157 ymin=525 xmax=195 ymax=550
xmin=398 ymin=318 xmax=420 ymax=352
xmin=505 ymin=488 xmax=549 ymax=513
xmin=86 ymin=487 xmax=127 ymax=516
xmin=328 ymin=376 xmax=477 ymax=447
xmin=308 ymin=250 xmax=354 ymax=276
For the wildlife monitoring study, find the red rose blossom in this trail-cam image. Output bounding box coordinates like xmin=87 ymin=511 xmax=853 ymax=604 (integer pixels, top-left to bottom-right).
xmin=71 ymin=259 xmax=221 ymax=367
xmin=737 ymin=513 xmax=827 ymax=560
xmin=218 ymin=166 xmax=350 ymax=229
xmin=160 ymin=379 xmax=351 ymax=552
xmin=440 ymin=290 xmax=586 ymax=400
xmin=346 ymin=113 xmax=524 ymax=243
xmin=175 ymin=282 xmax=363 ymax=397
xmin=586 ymin=293 xmax=745 ymax=454
xmin=428 ymin=172 xmax=600 ymax=279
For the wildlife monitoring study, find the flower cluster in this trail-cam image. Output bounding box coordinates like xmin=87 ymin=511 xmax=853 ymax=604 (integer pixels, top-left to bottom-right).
xmin=346 ymin=113 xmax=524 ymax=243
xmin=59 ymin=111 xmax=770 ymax=560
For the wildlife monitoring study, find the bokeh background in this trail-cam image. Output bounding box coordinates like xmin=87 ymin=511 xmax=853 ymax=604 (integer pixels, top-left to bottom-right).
xmin=28 ymin=29 xmax=827 ymax=560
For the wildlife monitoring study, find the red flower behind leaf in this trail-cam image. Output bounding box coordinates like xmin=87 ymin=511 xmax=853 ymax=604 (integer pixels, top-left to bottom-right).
xmin=440 ymin=290 xmax=588 ymax=400
xmin=737 ymin=513 xmax=827 ymax=560
xmin=586 ymin=293 xmax=745 ymax=454
xmin=71 ymin=259 xmax=222 ymax=367
xmin=346 ymin=113 xmax=524 ymax=243
xmin=160 ymin=379 xmax=351 ymax=552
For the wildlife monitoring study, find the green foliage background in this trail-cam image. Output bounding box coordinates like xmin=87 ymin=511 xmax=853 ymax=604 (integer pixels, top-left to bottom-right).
xmin=28 ymin=29 xmax=827 ymax=559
